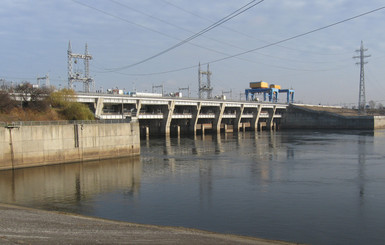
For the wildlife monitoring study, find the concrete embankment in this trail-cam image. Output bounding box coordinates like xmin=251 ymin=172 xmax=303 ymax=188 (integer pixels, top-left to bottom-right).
xmin=0 ymin=121 xmax=140 ymax=170
xmin=281 ymin=104 xmax=385 ymax=129
xmin=0 ymin=203 xmax=300 ymax=245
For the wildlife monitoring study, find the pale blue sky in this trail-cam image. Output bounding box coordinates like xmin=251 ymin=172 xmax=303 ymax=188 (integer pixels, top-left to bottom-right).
xmin=1 ymin=0 xmax=385 ymax=106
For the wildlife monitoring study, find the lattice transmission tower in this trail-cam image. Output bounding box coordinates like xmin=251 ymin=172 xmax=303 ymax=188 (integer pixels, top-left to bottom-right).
xmin=198 ymin=63 xmax=213 ymax=99
xmin=37 ymin=74 xmax=50 ymax=87
xmin=68 ymin=41 xmax=94 ymax=92
xmin=353 ymin=41 xmax=370 ymax=113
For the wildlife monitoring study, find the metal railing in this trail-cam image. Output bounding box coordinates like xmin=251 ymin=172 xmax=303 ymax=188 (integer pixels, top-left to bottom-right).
xmin=1 ymin=119 xmax=132 ymax=127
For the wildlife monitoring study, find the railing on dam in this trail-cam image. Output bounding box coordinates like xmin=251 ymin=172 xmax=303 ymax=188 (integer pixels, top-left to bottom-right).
xmin=2 ymin=119 xmax=132 ymax=127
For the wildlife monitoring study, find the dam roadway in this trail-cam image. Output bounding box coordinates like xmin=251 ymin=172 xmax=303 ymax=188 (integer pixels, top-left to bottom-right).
xmin=75 ymin=92 xmax=288 ymax=136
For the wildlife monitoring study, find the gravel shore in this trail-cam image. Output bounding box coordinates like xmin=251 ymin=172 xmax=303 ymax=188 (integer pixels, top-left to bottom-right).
xmin=0 ymin=203 xmax=300 ymax=245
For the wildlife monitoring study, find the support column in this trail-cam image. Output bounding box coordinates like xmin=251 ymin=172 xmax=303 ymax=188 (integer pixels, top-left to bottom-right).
xmin=268 ymin=105 xmax=277 ymax=131
xmin=213 ymin=103 xmax=225 ymax=133
xmin=161 ymin=101 xmax=175 ymax=135
xmin=189 ymin=102 xmax=201 ymax=134
xmin=150 ymin=120 xmax=161 ymax=135
xmin=135 ymin=99 xmax=142 ymax=118
xmin=251 ymin=105 xmax=262 ymax=131
xmin=94 ymin=97 xmax=104 ymax=118
xmin=234 ymin=104 xmax=244 ymax=132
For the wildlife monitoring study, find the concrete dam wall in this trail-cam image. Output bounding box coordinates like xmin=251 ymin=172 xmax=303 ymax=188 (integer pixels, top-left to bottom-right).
xmin=281 ymin=105 xmax=385 ymax=130
xmin=0 ymin=121 xmax=140 ymax=170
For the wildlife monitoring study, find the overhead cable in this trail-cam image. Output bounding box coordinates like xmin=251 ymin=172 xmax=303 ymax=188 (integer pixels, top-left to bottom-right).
xmin=72 ymin=0 xmax=264 ymax=71
xmin=117 ymin=5 xmax=385 ymax=76
xmin=105 ymin=0 xmax=265 ymax=71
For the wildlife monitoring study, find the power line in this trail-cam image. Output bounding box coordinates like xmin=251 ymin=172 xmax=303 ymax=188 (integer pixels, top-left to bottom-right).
xmin=105 ymin=0 xmax=265 ymax=71
xmin=72 ymin=0 xmax=265 ymax=71
xmin=114 ymin=5 xmax=385 ymax=76
xmin=160 ymin=0 xmax=352 ymax=57
xmin=209 ymin=6 xmax=385 ymax=65
xmin=109 ymin=0 xmax=253 ymax=53
xmin=71 ymin=0 xmax=181 ymax=41
xmin=109 ymin=0 xmax=349 ymax=66
xmin=75 ymin=0 xmax=348 ymax=73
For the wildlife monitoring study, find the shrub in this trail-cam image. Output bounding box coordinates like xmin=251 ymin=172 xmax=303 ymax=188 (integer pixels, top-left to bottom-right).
xmin=61 ymin=102 xmax=94 ymax=120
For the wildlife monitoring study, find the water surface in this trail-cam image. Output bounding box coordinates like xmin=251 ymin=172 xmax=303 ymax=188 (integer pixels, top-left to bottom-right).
xmin=1 ymin=130 xmax=385 ymax=245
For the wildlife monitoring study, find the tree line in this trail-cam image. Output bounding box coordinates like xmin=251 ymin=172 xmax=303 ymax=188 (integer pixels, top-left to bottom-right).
xmin=0 ymin=82 xmax=94 ymax=122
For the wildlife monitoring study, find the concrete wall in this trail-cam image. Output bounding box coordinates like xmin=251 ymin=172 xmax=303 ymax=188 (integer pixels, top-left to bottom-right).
xmin=0 ymin=122 xmax=140 ymax=170
xmin=281 ymin=105 xmax=375 ymax=129
xmin=374 ymin=116 xmax=385 ymax=129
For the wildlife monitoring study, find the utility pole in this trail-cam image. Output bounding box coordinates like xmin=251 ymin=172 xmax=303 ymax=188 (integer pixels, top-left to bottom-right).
xmin=239 ymin=92 xmax=244 ymax=101
xmin=353 ymin=41 xmax=370 ymax=114
xmin=152 ymin=84 xmax=164 ymax=95
xmin=178 ymin=86 xmax=190 ymax=98
xmin=222 ymin=89 xmax=232 ymax=100
xmin=0 ymin=79 xmax=5 ymax=90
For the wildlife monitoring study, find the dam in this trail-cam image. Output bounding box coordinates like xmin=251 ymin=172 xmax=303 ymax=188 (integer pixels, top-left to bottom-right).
xmin=2 ymin=94 xmax=385 ymax=170
xmin=76 ymin=92 xmax=288 ymax=136
xmin=75 ymin=93 xmax=385 ymax=135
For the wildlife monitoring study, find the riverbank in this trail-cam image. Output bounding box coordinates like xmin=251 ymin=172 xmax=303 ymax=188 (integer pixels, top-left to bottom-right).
xmin=0 ymin=203 xmax=299 ymax=245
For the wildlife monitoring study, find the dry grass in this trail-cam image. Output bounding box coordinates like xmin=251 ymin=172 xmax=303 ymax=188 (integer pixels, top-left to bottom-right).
xmin=300 ymin=105 xmax=385 ymax=116
xmin=0 ymin=108 xmax=62 ymax=123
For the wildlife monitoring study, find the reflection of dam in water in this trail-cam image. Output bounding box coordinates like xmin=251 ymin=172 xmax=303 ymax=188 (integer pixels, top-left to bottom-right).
xmin=0 ymin=157 xmax=141 ymax=208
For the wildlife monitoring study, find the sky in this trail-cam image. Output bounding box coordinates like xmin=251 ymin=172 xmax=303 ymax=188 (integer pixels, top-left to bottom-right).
xmin=1 ymin=0 xmax=385 ymax=106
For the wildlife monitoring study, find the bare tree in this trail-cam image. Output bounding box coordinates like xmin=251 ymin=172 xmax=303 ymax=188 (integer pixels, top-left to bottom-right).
xmin=368 ymin=100 xmax=376 ymax=110
xmin=0 ymin=91 xmax=17 ymax=113
xmin=15 ymin=82 xmax=52 ymax=112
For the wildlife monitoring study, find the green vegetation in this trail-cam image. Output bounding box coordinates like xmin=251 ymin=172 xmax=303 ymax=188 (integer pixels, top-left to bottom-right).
xmin=50 ymin=88 xmax=94 ymax=120
xmin=0 ymin=83 xmax=94 ymax=122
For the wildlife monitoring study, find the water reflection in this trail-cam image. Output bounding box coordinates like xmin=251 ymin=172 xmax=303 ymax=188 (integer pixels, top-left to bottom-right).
xmin=358 ymin=134 xmax=366 ymax=201
xmin=1 ymin=130 xmax=385 ymax=245
xmin=0 ymin=157 xmax=141 ymax=209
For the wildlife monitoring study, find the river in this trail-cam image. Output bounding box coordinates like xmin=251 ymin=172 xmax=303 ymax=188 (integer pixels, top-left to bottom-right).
xmin=1 ymin=130 xmax=385 ymax=245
